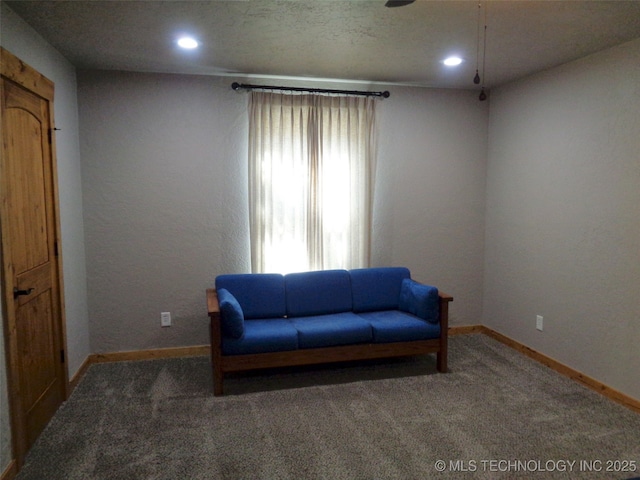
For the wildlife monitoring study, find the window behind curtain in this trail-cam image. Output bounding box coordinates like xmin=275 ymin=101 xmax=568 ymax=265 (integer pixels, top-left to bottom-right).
xmin=248 ymin=91 xmax=377 ymax=274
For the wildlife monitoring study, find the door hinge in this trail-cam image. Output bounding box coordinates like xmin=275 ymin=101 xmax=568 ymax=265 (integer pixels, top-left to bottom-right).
xmin=60 ymin=349 xmax=65 ymax=364
xmin=54 ymin=241 xmax=59 ymax=257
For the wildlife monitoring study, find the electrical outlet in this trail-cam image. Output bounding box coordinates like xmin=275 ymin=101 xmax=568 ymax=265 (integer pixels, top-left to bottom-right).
xmin=161 ymin=312 xmax=171 ymax=327
xmin=536 ymin=315 xmax=543 ymax=331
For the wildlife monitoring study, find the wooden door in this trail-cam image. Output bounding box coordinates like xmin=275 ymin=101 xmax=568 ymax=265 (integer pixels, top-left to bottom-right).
xmin=1 ymin=47 xmax=68 ymax=465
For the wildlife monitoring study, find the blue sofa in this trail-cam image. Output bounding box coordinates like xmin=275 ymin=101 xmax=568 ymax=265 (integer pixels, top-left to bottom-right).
xmin=206 ymin=267 xmax=452 ymax=395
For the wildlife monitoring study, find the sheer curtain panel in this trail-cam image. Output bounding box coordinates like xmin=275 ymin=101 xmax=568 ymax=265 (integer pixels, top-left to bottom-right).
xmin=248 ymin=92 xmax=377 ymax=274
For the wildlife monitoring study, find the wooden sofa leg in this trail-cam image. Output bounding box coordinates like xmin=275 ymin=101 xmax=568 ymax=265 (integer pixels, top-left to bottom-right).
xmin=213 ymin=372 xmax=223 ymax=396
xmin=208 ymin=298 xmax=224 ymax=396
xmin=437 ymin=351 xmax=447 ymax=373
xmin=212 ymin=353 xmax=223 ymax=396
xmin=437 ymin=292 xmax=452 ymax=373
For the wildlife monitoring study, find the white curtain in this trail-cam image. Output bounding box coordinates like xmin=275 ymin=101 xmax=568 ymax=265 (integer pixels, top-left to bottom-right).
xmin=248 ymin=91 xmax=377 ymax=274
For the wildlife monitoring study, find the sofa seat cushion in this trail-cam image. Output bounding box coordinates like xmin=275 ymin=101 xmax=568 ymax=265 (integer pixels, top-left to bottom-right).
xmin=350 ymin=267 xmax=410 ymax=313
xmin=285 ymin=269 xmax=353 ymax=317
xmin=216 ymin=273 xmax=286 ymax=319
xmin=222 ymin=319 xmax=298 ymax=355
xmin=357 ymin=310 xmax=441 ymax=343
xmin=290 ymin=312 xmax=373 ymax=349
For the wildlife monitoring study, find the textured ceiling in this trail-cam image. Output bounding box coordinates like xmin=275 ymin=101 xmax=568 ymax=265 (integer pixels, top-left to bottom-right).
xmin=6 ymin=0 xmax=640 ymax=90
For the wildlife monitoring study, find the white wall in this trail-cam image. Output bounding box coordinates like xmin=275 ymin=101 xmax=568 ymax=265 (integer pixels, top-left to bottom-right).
xmin=0 ymin=2 xmax=91 ymax=470
xmin=484 ymin=38 xmax=640 ymax=401
xmin=76 ymin=70 xmax=488 ymax=353
xmin=376 ymin=87 xmax=488 ymax=323
xmin=77 ymin=71 xmax=251 ymax=352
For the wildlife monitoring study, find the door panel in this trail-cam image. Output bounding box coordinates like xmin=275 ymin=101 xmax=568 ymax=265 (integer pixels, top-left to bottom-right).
xmin=16 ymin=290 xmax=56 ymax=410
xmin=4 ymin=82 xmax=50 ymax=272
xmin=1 ymin=48 xmax=67 ymax=464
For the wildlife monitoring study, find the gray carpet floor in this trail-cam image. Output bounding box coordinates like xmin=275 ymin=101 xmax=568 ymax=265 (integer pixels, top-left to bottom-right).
xmin=16 ymin=334 xmax=640 ymax=479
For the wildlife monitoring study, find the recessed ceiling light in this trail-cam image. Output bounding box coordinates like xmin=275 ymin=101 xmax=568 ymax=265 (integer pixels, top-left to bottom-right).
xmin=443 ymin=56 xmax=463 ymax=66
xmin=177 ymin=37 xmax=199 ymax=49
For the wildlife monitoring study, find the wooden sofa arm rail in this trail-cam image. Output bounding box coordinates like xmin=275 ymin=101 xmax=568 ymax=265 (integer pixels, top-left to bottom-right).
xmin=439 ymin=291 xmax=453 ymax=302
xmin=206 ymin=288 xmax=219 ymax=315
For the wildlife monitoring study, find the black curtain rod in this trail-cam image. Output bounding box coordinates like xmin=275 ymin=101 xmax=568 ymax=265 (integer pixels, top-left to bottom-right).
xmin=231 ymin=82 xmax=390 ymax=98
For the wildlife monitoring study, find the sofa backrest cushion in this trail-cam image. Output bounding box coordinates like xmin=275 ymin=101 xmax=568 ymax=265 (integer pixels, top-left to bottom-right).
xmin=216 ymin=288 xmax=245 ymax=339
xmin=215 ymin=273 xmax=286 ymax=319
xmin=285 ymin=269 xmax=353 ymax=317
xmin=398 ymin=278 xmax=439 ymax=324
xmin=350 ymin=267 xmax=411 ymax=313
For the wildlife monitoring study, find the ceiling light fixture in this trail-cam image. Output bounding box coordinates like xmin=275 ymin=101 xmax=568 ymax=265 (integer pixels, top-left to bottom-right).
xmin=177 ymin=37 xmax=199 ymax=49
xmin=443 ymin=56 xmax=463 ymax=67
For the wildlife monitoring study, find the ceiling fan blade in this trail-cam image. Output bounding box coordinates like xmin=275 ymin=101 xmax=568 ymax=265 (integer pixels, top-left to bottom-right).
xmin=385 ymin=0 xmax=416 ymax=7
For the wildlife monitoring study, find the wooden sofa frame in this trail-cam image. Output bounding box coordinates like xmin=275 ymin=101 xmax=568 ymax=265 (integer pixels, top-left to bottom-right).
xmin=206 ymin=288 xmax=453 ymax=396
